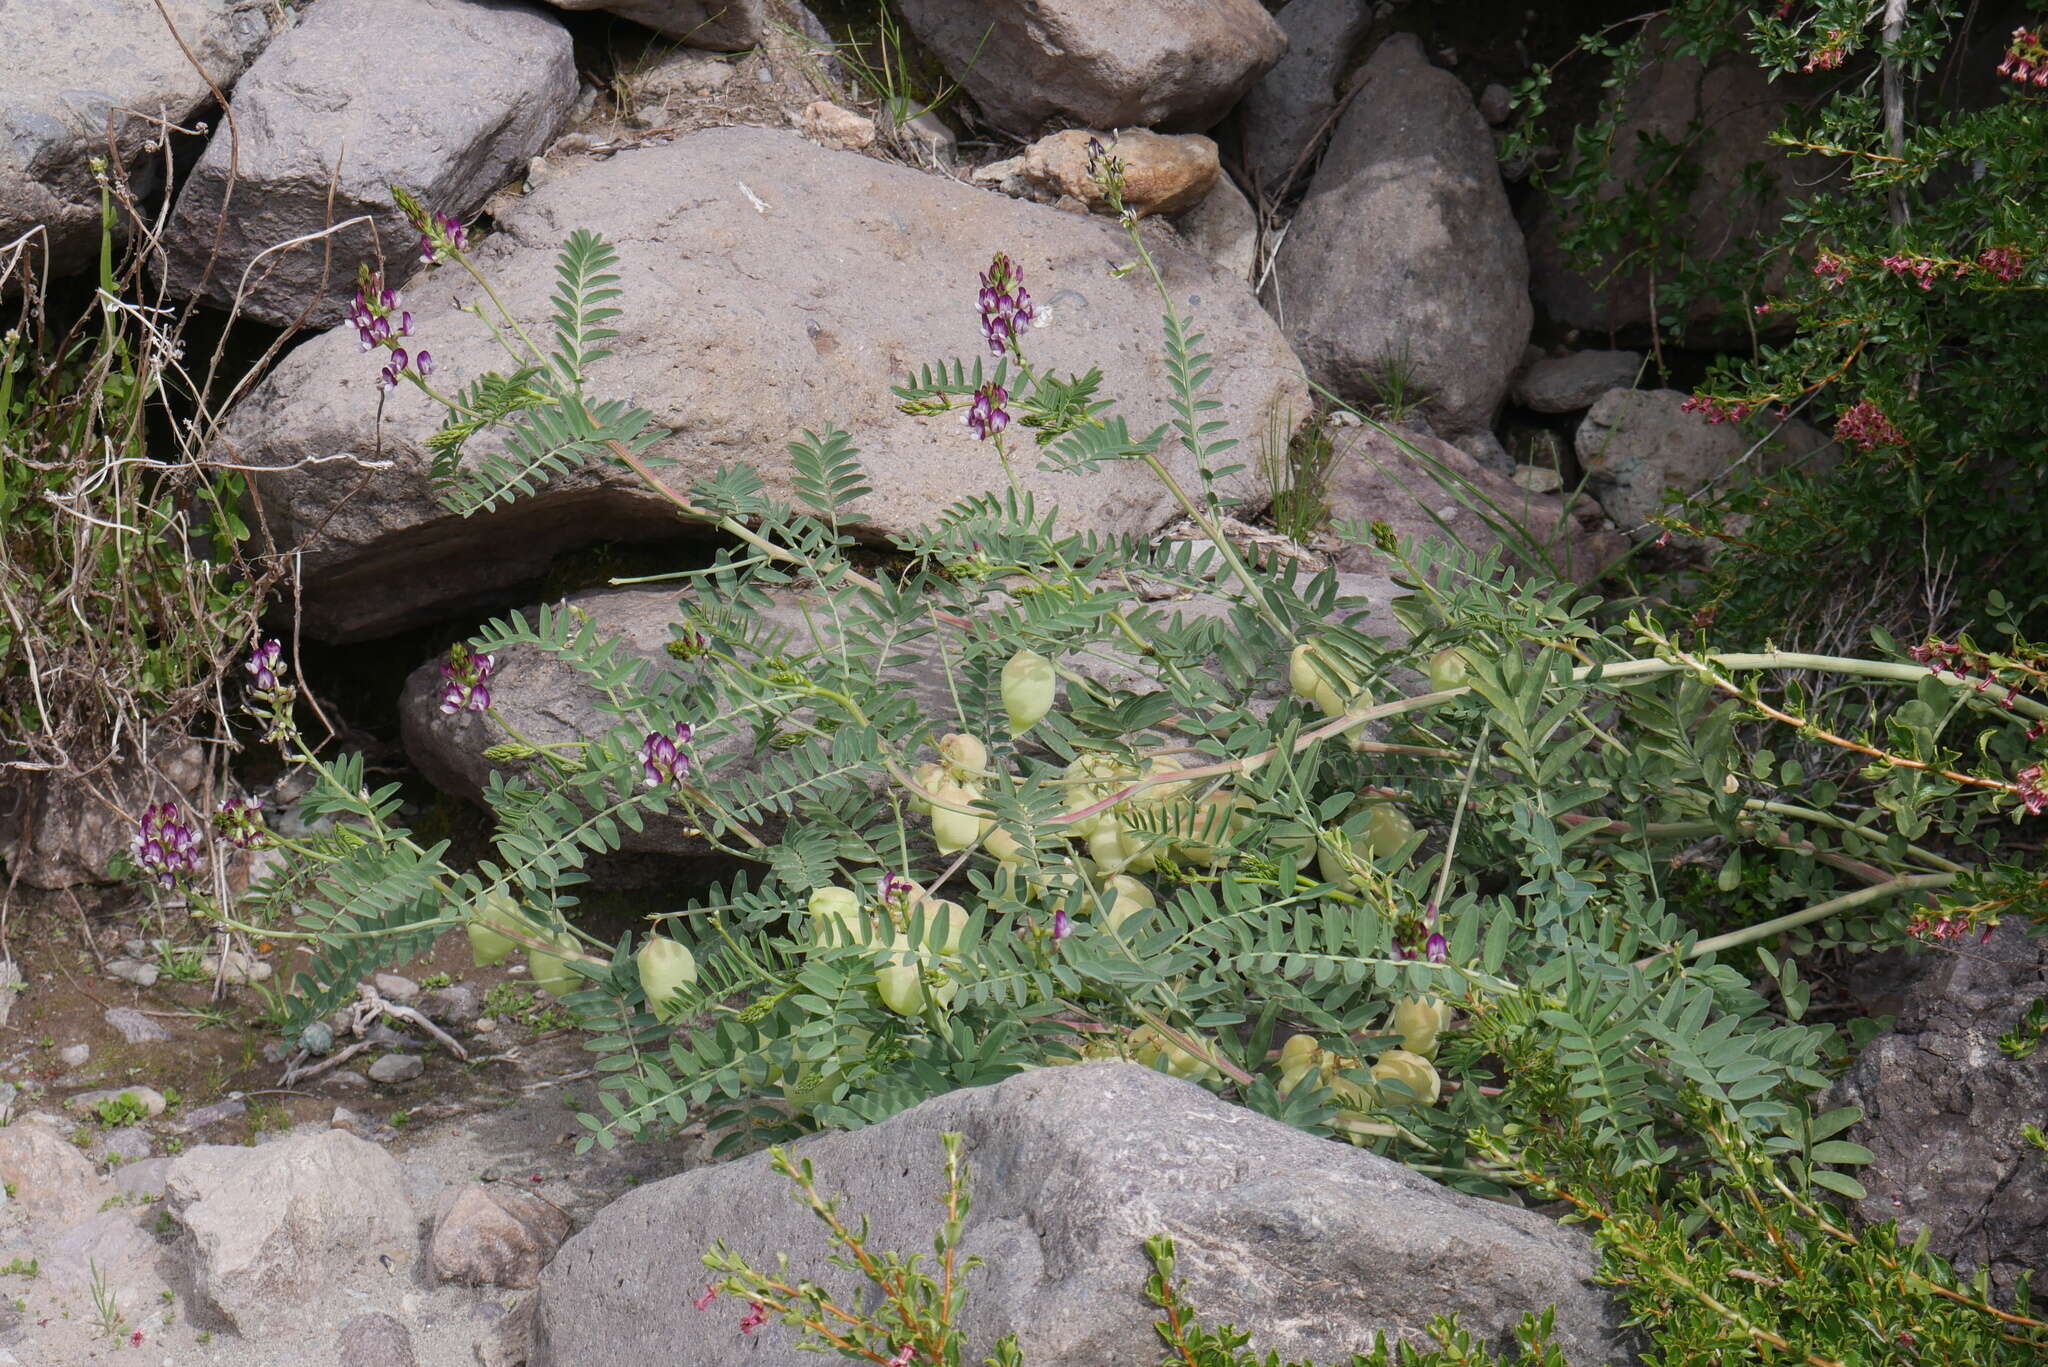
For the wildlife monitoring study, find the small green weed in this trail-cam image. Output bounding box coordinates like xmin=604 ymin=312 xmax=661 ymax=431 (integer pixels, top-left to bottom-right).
xmin=0 ymin=1258 xmax=38 ymax=1279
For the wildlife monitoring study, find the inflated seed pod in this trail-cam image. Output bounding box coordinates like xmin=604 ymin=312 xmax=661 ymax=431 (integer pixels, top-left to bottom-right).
xmin=930 ymin=779 xmax=988 ymax=854
xmin=1276 ymin=1033 xmax=1322 ymax=1093
xmin=807 ymin=886 xmax=864 ymax=950
xmin=527 ymin=931 xmax=586 ymax=998
xmin=1390 ymin=995 xmax=1451 ymax=1059
xmin=1289 ymin=643 xmax=1343 ymax=716
xmin=636 ymin=935 xmax=698 ymax=1023
xmin=937 ymin=732 xmax=988 ymax=782
xmin=875 ymin=948 xmax=926 ymax=1016
xmin=905 ymin=762 xmax=946 ymax=816
xmin=985 ymin=826 xmax=1024 ymax=865
xmin=1001 ymin=649 xmax=1058 ymax=736
xmin=1363 ymin=803 xmax=1417 ymax=859
xmin=1427 ymin=647 xmax=1472 ymax=692
xmin=1370 ymin=1048 xmax=1442 ymax=1107
xmin=1176 ymin=791 xmax=1250 ymax=866
xmin=907 ymin=896 xmax=972 ymax=959
xmin=464 ymin=890 xmax=526 ymax=968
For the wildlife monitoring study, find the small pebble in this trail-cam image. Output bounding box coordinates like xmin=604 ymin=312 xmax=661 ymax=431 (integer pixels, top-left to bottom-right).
xmin=58 ymin=1043 xmax=92 ymax=1067
xmin=107 ymin=959 xmax=160 ymax=988
xmin=373 ymin=973 xmax=420 ymax=1002
xmin=67 ymin=1085 xmax=168 ymax=1118
xmin=171 ymin=1098 xmax=247 ymax=1132
xmin=104 ymin=1007 xmax=170 ymax=1044
xmin=368 ymin=1054 xmax=425 ymax=1084
xmin=91 ymin=1125 xmax=153 ymax=1164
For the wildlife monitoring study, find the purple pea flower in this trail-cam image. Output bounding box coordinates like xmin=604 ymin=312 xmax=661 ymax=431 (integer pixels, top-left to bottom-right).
xmin=213 ymin=795 xmax=268 ymax=850
xmin=415 ymin=350 xmax=434 ymax=377
xmin=877 ymin=872 xmax=916 ymax=909
xmin=418 ymin=210 xmax=469 ymax=266
xmin=438 ymin=644 xmax=497 ymax=714
xmin=245 ymin=638 xmax=286 ymax=692
xmin=1051 ymin=906 xmax=1072 ymax=942
xmin=637 ymin=722 xmax=697 ymax=788
xmin=976 ymin=252 xmax=1047 ymax=358
xmin=1424 ymin=932 xmax=1449 ymax=964
xmin=963 ymin=382 xmax=1009 ymax=441
xmin=131 ymin=802 xmax=204 ymax=889
xmin=350 ymin=268 xmax=429 ymax=387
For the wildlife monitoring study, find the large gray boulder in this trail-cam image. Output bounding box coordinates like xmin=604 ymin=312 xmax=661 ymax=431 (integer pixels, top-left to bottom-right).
xmin=0 ymin=0 xmax=273 ymax=281
xmin=1272 ymin=35 xmax=1531 ymax=437
xmin=0 ymin=739 xmax=207 ymax=889
xmin=894 ymin=0 xmax=1286 ymax=136
xmin=159 ymin=0 xmax=576 ymax=326
xmin=1325 ymin=420 xmax=1626 ymax=585
xmin=1572 ymin=388 xmax=1835 ymax=540
xmin=0 ymin=1121 xmax=115 ymax=1228
xmin=1237 ymin=0 xmax=1372 ymax=196
xmin=1523 ymin=25 xmax=1817 ymax=341
xmin=1832 ymin=922 xmax=2048 ymax=1304
xmin=532 ymin=1064 xmax=1631 ymax=1366
xmin=164 ymin=1130 xmax=418 ymax=1334
xmin=539 ymin=0 xmax=764 ymax=46
xmin=220 ymin=125 xmax=1309 ymax=641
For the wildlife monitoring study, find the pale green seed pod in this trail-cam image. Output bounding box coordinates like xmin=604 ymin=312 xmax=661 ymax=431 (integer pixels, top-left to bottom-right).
xmin=636 ymin=935 xmax=698 ymax=1023
xmin=1001 ymin=649 xmax=1057 ymax=736
xmin=1289 ymin=643 xmax=1357 ymax=718
xmin=1391 ymin=995 xmax=1450 ymax=1059
xmin=930 ymin=780 xmax=988 ymax=854
xmin=808 ymin=886 xmax=865 ymax=950
xmin=937 ymin=732 xmax=989 ymax=782
xmin=985 ymin=826 xmax=1024 ymax=866
xmin=464 ymin=890 xmax=525 ymax=968
xmin=1427 ymin=647 xmax=1472 ymax=691
xmin=1363 ymin=803 xmax=1417 ymax=859
xmin=1370 ymin=1048 xmax=1442 ymax=1107
xmin=905 ymin=762 xmax=945 ymax=816
xmin=527 ymin=931 xmax=586 ymax=998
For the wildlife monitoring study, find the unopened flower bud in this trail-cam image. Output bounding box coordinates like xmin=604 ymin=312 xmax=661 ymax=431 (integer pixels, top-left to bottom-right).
xmin=1001 ymin=649 xmax=1057 ymax=735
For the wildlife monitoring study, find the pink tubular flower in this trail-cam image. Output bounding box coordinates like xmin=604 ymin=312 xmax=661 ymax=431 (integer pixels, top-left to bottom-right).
xmin=637 ymin=723 xmax=696 ymax=788
xmin=1998 ymin=27 xmax=2048 ymax=85
xmin=1976 ymin=245 xmax=2025 ymax=282
xmin=692 ymin=1283 xmax=719 ymax=1312
xmin=976 ymin=253 xmax=1046 ymax=357
xmin=963 ymin=381 xmax=1009 ymax=441
xmin=438 ymin=643 xmax=496 ymax=714
xmin=1834 ymin=398 xmax=1906 ymax=452
xmin=2018 ymin=764 xmax=2047 ymax=816
xmin=1880 ymin=253 xmax=1943 ymax=290
xmin=1812 ymin=250 xmax=1850 ymax=288
xmin=738 ymin=1301 xmax=769 ymax=1335
xmin=886 ymin=1346 xmax=916 ymax=1367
